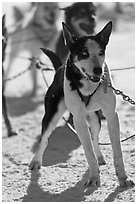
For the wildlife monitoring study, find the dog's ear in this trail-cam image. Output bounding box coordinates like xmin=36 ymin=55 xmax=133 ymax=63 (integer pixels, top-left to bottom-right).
xmin=2 ymin=14 xmax=6 ymax=25
xmin=62 ymin=22 xmax=77 ymax=49
xmin=95 ymin=21 xmax=112 ymax=47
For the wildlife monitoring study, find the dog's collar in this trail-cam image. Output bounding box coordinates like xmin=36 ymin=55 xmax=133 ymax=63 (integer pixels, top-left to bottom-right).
xmin=76 ymin=82 xmax=101 ymax=106
xmin=69 ymin=62 xmax=102 ymax=105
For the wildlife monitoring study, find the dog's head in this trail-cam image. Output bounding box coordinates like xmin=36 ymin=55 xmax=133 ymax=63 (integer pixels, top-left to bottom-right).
xmin=63 ymin=21 xmax=112 ymax=83
xmin=33 ymin=2 xmax=60 ymax=28
xmin=64 ymin=2 xmax=96 ymax=36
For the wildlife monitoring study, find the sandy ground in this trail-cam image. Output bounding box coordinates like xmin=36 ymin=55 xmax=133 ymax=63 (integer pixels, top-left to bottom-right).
xmin=2 ymin=7 xmax=135 ymax=202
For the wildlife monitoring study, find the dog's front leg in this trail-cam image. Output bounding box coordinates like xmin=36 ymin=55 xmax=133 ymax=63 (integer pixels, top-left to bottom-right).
xmin=29 ymin=99 xmax=66 ymax=170
xmin=106 ymin=112 xmax=126 ymax=181
xmin=105 ymin=110 xmax=134 ymax=187
xmin=73 ymin=111 xmax=100 ymax=187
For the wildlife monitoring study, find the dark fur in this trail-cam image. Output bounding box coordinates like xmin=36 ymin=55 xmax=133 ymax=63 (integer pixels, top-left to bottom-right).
xmin=40 ymin=29 xmax=106 ymax=139
xmin=41 ymin=65 xmax=64 ymax=137
xmin=55 ymin=2 xmax=96 ymax=63
xmin=65 ymin=2 xmax=96 ymax=35
xmin=40 ymin=48 xmax=64 ymax=139
xmin=41 ymin=21 xmax=113 ymax=135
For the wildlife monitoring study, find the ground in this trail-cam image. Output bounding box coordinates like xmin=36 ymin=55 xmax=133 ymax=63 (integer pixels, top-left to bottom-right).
xmin=2 ymin=18 xmax=135 ymax=202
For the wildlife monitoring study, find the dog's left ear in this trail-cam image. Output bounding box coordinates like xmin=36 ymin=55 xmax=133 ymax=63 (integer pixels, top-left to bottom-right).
xmin=95 ymin=21 xmax=112 ymax=47
xmin=2 ymin=14 xmax=6 ymax=26
xmin=62 ymin=22 xmax=77 ymax=50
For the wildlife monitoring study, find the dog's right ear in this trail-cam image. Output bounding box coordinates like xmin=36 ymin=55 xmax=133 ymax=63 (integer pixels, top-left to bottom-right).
xmin=62 ymin=22 xmax=77 ymax=49
xmin=2 ymin=14 xmax=6 ymax=25
xmin=95 ymin=21 xmax=112 ymax=47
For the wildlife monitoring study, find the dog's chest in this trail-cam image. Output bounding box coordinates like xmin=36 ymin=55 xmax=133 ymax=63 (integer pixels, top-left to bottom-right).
xmin=64 ymin=74 xmax=101 ymax=113
xmin=79 ymin=79 xmax=99 ymax=96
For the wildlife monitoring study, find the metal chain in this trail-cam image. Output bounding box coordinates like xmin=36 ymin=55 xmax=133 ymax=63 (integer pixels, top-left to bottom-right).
xmin=3 ymin=59 xmax=34 ymax=82
xmin=3 ymin=57 xmax=53 ymax=82
xmin=101 ymin=70 xmax=135 ymax=105
xmin=106 ymin=81 xmax=135 ymax=105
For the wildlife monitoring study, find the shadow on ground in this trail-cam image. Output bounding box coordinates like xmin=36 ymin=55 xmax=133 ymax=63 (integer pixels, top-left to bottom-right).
xmin=104 ymin=184 xmax=135 ymax=202
xmin=6 ymin=94 xmax=43 ymax=117
xmin=22 ymin=170 xmax=94 ymax=202
xmin=31 ymin=125 xmax=80 ymax=166
xmin=22 ymin=169 xmax=134 ymax=202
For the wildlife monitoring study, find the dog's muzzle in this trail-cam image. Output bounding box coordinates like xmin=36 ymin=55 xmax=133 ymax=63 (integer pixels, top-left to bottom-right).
xmin=80 ymin=17 xmax=96 ymax=34
xmin=85 ymin=73 xmax=101 ymax=83
xmin=82 ymin=67 xmax=102 ymax=83
xmin=90 ymin=67 xmax=102 ymax=83
xmin=73 ymin=64 xmax=102 ymax=83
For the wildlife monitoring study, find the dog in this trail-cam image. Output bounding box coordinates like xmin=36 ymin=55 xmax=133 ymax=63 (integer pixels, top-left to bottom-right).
xmin=4 ymin=2 xmax=60 ymax=95
xmin=2 ymin=15 xmax=17 ymax=137
xmin=55 ymin=2 xmax=96 ymax=64
xmin=29 ymin=21 xmax=133 ymax=188
xmin=55 ymin=2 xmax=96 ymax=63
xmin=55 ymin=2 xmax=99 ymax=124
xmin=5 ymin=2 xmax=96 ymax=94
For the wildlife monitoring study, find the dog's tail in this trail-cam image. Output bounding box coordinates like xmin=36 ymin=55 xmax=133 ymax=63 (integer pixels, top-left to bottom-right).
xmin=41 ymin=48 xmax=62 ymax=71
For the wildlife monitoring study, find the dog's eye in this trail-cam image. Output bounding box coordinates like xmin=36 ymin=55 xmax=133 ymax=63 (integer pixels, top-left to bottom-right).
xmin=82 ymin=50 xmax=89 ymax=57
xmin=98 ymin=49 xmax=104 ymax=56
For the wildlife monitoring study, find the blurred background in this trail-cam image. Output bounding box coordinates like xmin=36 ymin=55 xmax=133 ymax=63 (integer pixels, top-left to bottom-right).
xmin=2 ymin=3 xmax=135 ymax=201
xmin=2 ymin=2 xmax=135 ymax=97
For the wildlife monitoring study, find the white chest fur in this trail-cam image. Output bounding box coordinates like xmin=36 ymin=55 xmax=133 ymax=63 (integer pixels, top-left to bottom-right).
xmin=63 ymin=74 xmax=102 ymax=115
xmin=79 ymin=78 xmax=100 ymax=96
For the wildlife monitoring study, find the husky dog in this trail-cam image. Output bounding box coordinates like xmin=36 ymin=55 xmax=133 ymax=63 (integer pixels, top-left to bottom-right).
xmin=55 ymin=2 xmax=96 ymax=63
xmin=5 ymin=2 xmax=60 ymax=95
xmin=29 ymin=22 xmax=134 ymax=188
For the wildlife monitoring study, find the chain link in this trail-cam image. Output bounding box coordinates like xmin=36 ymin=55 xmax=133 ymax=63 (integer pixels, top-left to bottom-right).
xmin=104 ymin=80 xmax=135 ymax=105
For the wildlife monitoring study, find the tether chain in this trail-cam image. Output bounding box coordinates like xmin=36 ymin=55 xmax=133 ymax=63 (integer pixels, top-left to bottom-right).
xmin=105 ymin=81 xmax=135 ymax=105
xmin=3 ymin=57 xmax=53 ymax=82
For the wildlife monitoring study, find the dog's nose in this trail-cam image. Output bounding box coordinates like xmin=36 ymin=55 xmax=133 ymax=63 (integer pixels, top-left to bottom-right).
xmin=93 ymin=67 xmax=102 ymax=76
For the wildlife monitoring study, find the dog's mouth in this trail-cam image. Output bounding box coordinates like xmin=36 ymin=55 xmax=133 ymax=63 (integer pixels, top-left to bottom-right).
xmin=85 ymin=73 xmax=101 ymax=83
xmin=44 ymin=17 xmax=55 ymax=25
xmin=91 ymin=76 xmax=100 ymax=83
xmin=80 ymin=22 xmax=94 ymax=34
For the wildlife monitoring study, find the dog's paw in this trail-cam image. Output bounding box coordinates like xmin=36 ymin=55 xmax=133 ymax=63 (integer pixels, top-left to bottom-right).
xmin=119 ymin=178 xmax=135 ymax=188
xmin=97 ymin=156 xmax=106 ymax=166
xmin=29 ymin=157 xmax=42 ymax=170
xmin=84 ymin=176 xmax=100 ymax=188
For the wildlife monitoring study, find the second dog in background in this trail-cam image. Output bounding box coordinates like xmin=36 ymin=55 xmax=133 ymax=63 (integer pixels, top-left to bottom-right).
xmin=5 ymin=2 xmax=60 ymax=95
xmin=56 ymin=2 xmax=96 ymax=63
